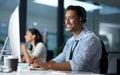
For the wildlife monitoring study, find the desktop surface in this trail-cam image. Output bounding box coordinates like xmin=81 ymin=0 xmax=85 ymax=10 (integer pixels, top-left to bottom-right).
xmin=0 ymin=63 xmax=98 ymax=75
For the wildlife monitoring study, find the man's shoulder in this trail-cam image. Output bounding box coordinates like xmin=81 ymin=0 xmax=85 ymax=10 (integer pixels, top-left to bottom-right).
xmin=84 ymin=30 xmax=97 ymax=38
xmin=67 ymin=36 xmax=74 ymax=42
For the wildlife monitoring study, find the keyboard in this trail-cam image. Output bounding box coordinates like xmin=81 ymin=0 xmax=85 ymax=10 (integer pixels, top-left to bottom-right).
xmin=18 ymin=63 xmax=29 ymax=66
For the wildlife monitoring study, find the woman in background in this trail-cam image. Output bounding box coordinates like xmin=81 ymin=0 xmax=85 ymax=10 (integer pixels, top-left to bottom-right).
xmin=21 ymin=28 xmax=47 ymax=64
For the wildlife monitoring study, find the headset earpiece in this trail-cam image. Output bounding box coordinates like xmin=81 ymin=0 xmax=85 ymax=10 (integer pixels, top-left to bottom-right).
xmin=79 ymin=7 xmax=87 ymax=23
xmin=79 ymin=17 xmax=82 ymax=22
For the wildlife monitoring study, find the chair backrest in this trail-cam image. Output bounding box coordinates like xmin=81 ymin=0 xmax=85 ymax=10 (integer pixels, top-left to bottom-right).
xmin=100 ymin=40 xmax=108 ymax=74
xmin=46 ymin=50 xmax=54 ymax=61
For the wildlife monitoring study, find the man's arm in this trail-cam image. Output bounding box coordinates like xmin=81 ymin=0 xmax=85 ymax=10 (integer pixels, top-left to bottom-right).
xmin=50 ymin=61 xmax=71 ymax=71
xmin=33 ymin=60 xmax=71 ymax=71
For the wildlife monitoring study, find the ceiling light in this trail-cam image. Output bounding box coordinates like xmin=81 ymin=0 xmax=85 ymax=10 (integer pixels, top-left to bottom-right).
xmin=33 ymin=0 xmax=101 ymax=11
xmin=64 ymin=0 xmax=101 ymax=11
xmin=34 ymin=0 xmax=58 ymax=7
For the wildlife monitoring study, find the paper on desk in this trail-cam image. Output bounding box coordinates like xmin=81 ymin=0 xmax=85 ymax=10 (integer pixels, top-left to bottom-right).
xmin=51 ymin=71 xmax=67 ymax=75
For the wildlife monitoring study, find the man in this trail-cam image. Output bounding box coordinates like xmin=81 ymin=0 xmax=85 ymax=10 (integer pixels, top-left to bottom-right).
xmin=33 ymin=5 xmax=102 ymax=73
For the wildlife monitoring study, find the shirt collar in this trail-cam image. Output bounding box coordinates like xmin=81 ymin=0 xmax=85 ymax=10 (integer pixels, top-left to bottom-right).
xmin=71 ymin=27 xmax=88 ymax=41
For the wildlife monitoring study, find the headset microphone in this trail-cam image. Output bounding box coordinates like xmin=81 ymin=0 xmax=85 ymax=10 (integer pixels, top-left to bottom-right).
xmin=64 ymin=24 xmax=69 ymax=31
xmin=65 ymin=27 xmax=69 ymax=31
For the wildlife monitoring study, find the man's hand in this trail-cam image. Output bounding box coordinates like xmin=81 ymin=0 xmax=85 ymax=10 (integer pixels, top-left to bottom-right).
xmin=33 ymin=61 xmax=52 ymax=69
xmin=33 ymin=60 xmax=71 ymax=71
xmin=33 ymin=61 xmax=41 ymax=68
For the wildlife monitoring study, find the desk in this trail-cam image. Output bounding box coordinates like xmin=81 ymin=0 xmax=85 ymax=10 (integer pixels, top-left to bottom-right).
xmin=0 ymin=63 xmax=98 ymax=75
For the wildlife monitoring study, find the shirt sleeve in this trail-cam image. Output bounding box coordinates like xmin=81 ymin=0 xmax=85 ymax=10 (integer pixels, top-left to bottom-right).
xmin=32 ymin=43 xmax=46 ymax=57
xmin=53 ymin=43 xmax=68 ymax=63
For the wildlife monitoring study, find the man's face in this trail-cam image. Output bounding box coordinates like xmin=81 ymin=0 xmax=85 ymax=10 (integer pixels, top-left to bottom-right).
xmin=65 ymin=10 xmax=80 ymax=32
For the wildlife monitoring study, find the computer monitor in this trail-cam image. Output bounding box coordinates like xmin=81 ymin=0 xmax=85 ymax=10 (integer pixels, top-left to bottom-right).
xmin=8 ymin=5 xmax=21 ymax=62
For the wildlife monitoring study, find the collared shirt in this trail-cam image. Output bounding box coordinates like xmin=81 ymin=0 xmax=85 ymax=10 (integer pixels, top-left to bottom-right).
xmin=53 ymin=27 xmax=102 ymax=73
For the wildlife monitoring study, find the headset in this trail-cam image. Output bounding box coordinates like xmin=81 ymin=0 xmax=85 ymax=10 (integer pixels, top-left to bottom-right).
xmin=78 ymin=6 xmax=87 ymax=23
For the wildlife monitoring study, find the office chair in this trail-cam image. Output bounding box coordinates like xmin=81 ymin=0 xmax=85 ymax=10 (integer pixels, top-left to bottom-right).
xmin=100 ymin=40 xmax=108 ymax=74
xmin=46 ymin=50 xmax=54 ymax=61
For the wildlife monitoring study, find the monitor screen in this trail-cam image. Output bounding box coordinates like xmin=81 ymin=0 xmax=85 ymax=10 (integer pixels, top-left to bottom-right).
xmin=8 ymin=6 xmax=21 ymax=62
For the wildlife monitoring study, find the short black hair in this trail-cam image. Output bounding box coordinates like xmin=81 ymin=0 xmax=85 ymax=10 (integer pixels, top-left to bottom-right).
xmin=66 ymin=5 xmax=87 ymax=23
